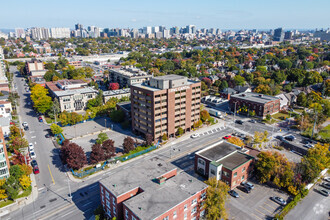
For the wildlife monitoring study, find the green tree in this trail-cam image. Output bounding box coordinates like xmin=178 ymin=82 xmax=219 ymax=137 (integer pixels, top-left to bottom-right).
xmin=50 ymin=123 xmax=63 ymax=135
xmin=278 ymin=59 xmax=292 ymax=69
xmin=176 ymin=127 xmax=184 ymax=136
xmin=204 ymin=177 xmax=230 ymax=220
xmin=200 ymin=110 xmax=210 ymax=122
xmin=233 ymin=75 xmax=246 ymax=86
xmin=30 ymin=84 xmax=52 ymax=113
xmin=96 ymin=132 xmax=109 ymax=144
xmin=296 ymin=92 xmax=307 ymax=107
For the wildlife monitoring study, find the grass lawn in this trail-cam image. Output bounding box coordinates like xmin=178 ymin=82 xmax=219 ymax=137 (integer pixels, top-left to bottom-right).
xmin=0 ymin=200 xmax=14 ymax=208
xmin=45 ymin=116 xmax=54 ymax=124
xmin=293 ymin=108 xmax=304 ymax=114
xmin=319 ymin=125 xmax=330 ymax=139
xmin=273 ymin=112 xmax=289 ymax=120
xmin=16 ymin=186 xmax=32 ymax=199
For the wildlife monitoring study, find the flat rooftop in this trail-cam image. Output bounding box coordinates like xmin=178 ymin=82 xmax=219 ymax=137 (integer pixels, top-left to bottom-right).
xmin=103 ymin=88 xmax=130 ymax=96
xmin=100 ymin=157 xmax=208 ymax=219
xmin=197 ymin=141 xmax=239 ymax=161
xmin=153 ymin=74 xmax=186 ymax=81
xmin=215 ymin=151 xmax=254 ymax=170
xmin=132 ymin=79 xmax=198 ymax=92
xmin=231 ymin=92 xmax=279 ymax=104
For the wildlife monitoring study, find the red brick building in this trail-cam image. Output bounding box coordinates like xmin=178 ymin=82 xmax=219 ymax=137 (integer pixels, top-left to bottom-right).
xmin=131 ymin=75 xmax=201 ymax=140
xmin=99 ymin=157 xmax=208 ymax=220
xmin=229 ymin=92 xmax=280 ymax=118
xmin=194 ymin=141 xmax=255 ymax=190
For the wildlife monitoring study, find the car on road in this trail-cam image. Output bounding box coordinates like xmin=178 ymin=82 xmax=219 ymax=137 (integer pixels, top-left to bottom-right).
xmin=45 ymin=133 xmax=50 ymax=138
xmin=285 ymin=135 xmax=295 ymax=141
xmin=235 ymin=120 xmax=244 ymax=124
xmin=320 ymin=182 xmax=330 ymax=190
xmin=249 ymin=119 xmax=256 ymax=123
xmin=10 ymin=121 xmax=15 ymax=125
xmin=318 ymin=189 xmax=329 ymax=197
xmin=304 ymin=144 xmax=313 ymax=149
xmin=228 ymin=190 xmax=239 ymax=198
xmin=22 ymin=122 xmax=28 ymax=127
xmin=238 ymin=186 xmax=251 ymax=193
xmin=28 ymin=143 xmax=34 ymax=151
xmin=30 ymin=151 xmax=36 ymax=159
xmin=271 ymin=196 xmax=287 ymax=205
xmin=31 ymin=160 xmax=38 ymax=168
xmin=24 ymin=125 xmax=29 ymax=131
xmin=242 ymin=182 xmax=254 ymax=189
xmin=33 ymin=166 xmax=39 ymax=174
xmin=275 ymin=135 xmax=284 ymax=141
xmin=191 ymin=133 xmax=199 ymax=138
xmin=302 ymin=139 xmax=312 ymax=144
xmin=324 ymin=177 xmax=330 ymax=182
xmin=38 ymin=116 xmax=43 ymax=122
xmin=223 ymin=135 xmax=231 ymax=139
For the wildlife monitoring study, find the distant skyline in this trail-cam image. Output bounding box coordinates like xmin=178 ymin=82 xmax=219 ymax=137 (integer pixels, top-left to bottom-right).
xmin=1 ymin=0 xmax=329 ymax=29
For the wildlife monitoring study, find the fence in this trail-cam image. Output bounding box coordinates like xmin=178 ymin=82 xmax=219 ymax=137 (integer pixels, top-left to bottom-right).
xmin=71 ymin=141 xmax=160 ymax=178
xmin=71 ymin=161 xmax=107 ymax=178
xmin=117 ymin=142 xmax=160 ymax=162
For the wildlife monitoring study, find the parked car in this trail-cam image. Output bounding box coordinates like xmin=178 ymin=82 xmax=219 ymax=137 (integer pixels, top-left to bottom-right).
xmin=304 ymin=144 xmax=313 ymax=149
xmin=324 ymin=177 xmax=330 ymax=182
xmin=321 ymin=182 xmax=330 ymax=190
xmin=242 ymin=182 xmax=254 ymax=189
xmin=24 ymin=126 xmax=29 ymax=131
xmin=228 ymin=190 xmax=239 ymax=198
xmin=10 ymin=121 xmax=15 ymax=125
xmin=22 ymin=122 xmax=28 ymax=127
xmin=223 ymin=135 xmax=231 ymax=139
xmin=235 ymin=120 xmax=244 ymax=124
xmin=271 ymin=196 xmax=287 ymax=205
xmin=33 ymin=166 xmax=40 ymax=174
xmin=275 ymin=135 xmax=284 ymax=141
xmin=285 ymin=135 xmax=295 ymax=141
xmin=302 ymin=139 xmax=312 ymax=144
xmin=191 ymin=133 xmax=199 ymax=139
xmin=28 ymin=143 xmax=34 ymax=151
xmin=318 ymin=189 xmax=329 ymax=197
xmin=239 ymin=186 xmax=251 ymax=193
xmin=249 ymin=119 xmax=256 ymax=123
xmin=38 ymin=116 xmax=43 ymax=122
xmin=30 ymin=151 xmax=36 ymax=159
xmin=31 ymin=160 xmax=38 ymax=168
xmin=45 ymin=134 xmax=50 ymax=138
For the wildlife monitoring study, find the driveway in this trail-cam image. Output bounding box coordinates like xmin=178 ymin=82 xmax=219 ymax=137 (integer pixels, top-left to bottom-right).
xmin=227 ymin=180 xmax=290 ymax=220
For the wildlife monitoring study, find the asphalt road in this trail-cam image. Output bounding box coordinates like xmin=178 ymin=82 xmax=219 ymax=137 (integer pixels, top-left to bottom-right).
xmin=285 ymin=182 xmax=330 ymax=220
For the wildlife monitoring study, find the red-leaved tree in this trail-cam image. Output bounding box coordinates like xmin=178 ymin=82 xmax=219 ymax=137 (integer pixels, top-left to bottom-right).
xmin=90 ymin=144 xmax=105 ymax=164
xmin=202 ymin=77 xmax=212 ymax=88
xmin=102 ymin=139 xmax=115 ymax=159
xmin=123 ymin=136 xmax=135 ymax=153
xmin=145 ymin=133 xmax=153 ymax=146
xmin=60 ymin=142 xmax=87 ymax=170
xmin=109 ymin=83 xmax=119 ymax=90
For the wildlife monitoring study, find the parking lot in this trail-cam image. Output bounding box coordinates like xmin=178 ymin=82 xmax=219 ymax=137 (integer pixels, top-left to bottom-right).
xmin=227 ymin=180 xmax=290 ymax=220
xmin=63 ymin=117 xmax=143 ymax=156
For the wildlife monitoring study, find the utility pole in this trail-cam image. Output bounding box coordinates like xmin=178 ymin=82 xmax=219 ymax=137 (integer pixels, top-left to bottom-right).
xmin=311 ymin=111 xmax=318 ymax=139
xmin=67 ymin=174 xmax=72 ymax=202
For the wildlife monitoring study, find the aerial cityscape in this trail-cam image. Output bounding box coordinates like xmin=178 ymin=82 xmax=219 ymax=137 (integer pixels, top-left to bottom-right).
xmin=0 ymin=1 xmax=329 ymax=220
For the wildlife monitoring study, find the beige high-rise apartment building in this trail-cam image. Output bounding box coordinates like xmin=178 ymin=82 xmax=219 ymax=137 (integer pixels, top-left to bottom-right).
xmin=131 ymin=75 xmax=201 ymax=140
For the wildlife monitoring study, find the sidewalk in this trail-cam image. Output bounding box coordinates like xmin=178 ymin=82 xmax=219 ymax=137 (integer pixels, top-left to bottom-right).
xmin=67 ymin=120 xmax=227 ymax=183
xmin=0 ymin=174 xmax=38 ymax=217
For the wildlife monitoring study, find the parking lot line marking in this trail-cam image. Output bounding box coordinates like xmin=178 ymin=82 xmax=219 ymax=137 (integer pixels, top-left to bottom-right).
xmin=264 ymin=202 xmax=277 ymax=209
xmin=259 ymin=205 xmax=273 ymax=214
xmin=251 ymin=213 xmax=263 ymax=220
xmin=255 ymin=208 xmax=267 ymax=216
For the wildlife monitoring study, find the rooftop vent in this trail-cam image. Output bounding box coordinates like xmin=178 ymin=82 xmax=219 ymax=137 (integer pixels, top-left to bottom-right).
xmin=259 ymin=94 xmax=263 ymax=97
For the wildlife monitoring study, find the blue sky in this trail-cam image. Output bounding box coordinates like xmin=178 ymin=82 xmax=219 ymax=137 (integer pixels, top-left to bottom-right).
xmin=1 ymin=0 xmax=329 ymax=29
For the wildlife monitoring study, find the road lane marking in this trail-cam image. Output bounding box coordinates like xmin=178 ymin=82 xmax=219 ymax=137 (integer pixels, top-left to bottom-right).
xmin=48 ymin=164 xmax=55 ymax=185
xmin=38 ymin=187 xmax=45 ymax=191
xmin=61 ymin=210 xmax=75 ymax=217
xmin=251 ymin=213 xmax=263 ymax=220
xmin=264 ymin=202 xmax=277 ymax=209
xmin=82 ymin=201 xmax=94 ymax=207
xmin=259 ymin=205 xmax=273 ymax=214
xmin=31 ymin=136 xmax=36 ymax=138
xmin=255 ymin=208 xmax=267 ymax=216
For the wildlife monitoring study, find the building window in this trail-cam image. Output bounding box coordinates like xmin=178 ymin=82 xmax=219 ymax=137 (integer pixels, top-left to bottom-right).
xmin=191 ymin=206 xmax=197 ymax=215
xmin=192 ymin=217 xmax=196 ymax=220
xmin=163 ymin=216 xmax=169 ymax=220
xmin=210 ymin=169 xmax=216 ymax=175
xmin=184 ymin=213 xmax=187 ymax=220
xmin=242 ymin=175 xmax=245 ymax=180
xmin=184 ymin=204 xmax=188 ymax=211
xmin=223 ymin=171 xmax=229 ymax=177
xmin=173 ymin=211 xmax=177 ymax=219
xmin=200 ymin=210 xmax=206 ymax=217
xmin=201 ymin=192 xmax=206 ymax=200
xmin=132 ymin=216 xmax=136 ymax=220
xmin=106 ymin=200 xmax=110 ymax=209
xmin=191 ymin=198 xmax=197 ymax=206
xmin=234 ymin=172 xmax=237 ymax=177
xmin=125 ymin=209 xmax=128 ymax=218
xmin=242 ymin=167 xmax=246 ymax=172
xmin=105 ymin=191 xmax=110 ymax=200
xmin=107 ymin=209 xmax=111 ymax=217
xmin=198 ymin=158 xmax=205 ymax=165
